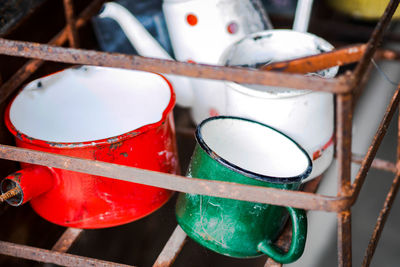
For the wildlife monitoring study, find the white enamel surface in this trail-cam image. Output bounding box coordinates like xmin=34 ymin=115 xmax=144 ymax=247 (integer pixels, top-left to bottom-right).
xmin=200 ymin=118 xmax=310 ymax=178
xmin=9 ymin=66 xmax=172 ymax=143
xmin=221 ymin=30 xmax=338 ymax=97
xmin=293 ymin=0 xmax=314 ymax=32
xmin=162 ymin=0 xmax=266 ymax=124
xmin=163 ymin=0 xmax=265 ymax=64
xmin=222 ymin=30 xmax=337 ymax=180
xmin=98 ymin=2 xmax=193 ymax=107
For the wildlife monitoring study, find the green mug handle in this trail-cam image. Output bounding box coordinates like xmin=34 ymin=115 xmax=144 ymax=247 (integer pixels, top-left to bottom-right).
xmin=257 ymin=207 xmax=307 ymax=264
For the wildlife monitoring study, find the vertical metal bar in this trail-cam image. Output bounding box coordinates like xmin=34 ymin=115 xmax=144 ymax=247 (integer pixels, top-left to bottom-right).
xmin=63 ymin=0 xmax=80 ymax=48
xmin=153 ymin=225 xmax=187 ymax=267
xmin=352 ymin=0 xmax=400 ymax=91
xmin=361 ymin=106 xmax=400 ymax=267
xmin=351 ymin=154 xmax=397 ymax=174
xmin=52 ymin=228 xmax=83 ymax=253
xmin=362 ymin=173 xmax=400 ymax=267
xmin=336 ymin=93 xmax=353 ymax=267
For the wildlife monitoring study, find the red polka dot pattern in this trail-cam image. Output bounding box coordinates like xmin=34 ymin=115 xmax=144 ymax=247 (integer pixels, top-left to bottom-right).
xmin=186 ymin=14 xmax=198 ymax=26
xmin=227 ymin=22 xmax=238 ymax=34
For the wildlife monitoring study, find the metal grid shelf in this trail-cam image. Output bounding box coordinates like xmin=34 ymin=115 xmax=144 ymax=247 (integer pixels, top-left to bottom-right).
xmin=0 ymin=0 xmax=400 ymax=266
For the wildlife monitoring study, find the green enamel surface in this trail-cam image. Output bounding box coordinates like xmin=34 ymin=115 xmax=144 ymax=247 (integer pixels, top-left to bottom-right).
xmin=176 ymin=144 xmax=307 ymax=262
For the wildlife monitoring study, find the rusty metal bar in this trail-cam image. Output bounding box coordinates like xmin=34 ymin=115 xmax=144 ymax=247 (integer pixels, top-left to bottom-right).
xmin=352 ymin=84 xmax=400 ymax=197
xmin=351 ymin=0 xmax=400 ymax=91
xmin=262 ymin=44 xmax=367 ymax=74
xmin=63 ymin=0 xmax=80 ymax=48
xmin=336 ymin=93 xmax=353 ymax=267
xmin=264 ymin=176 xmax=322 ymax=267
xmin=0 ymin=0 xmax=106 ymax=105
xmin=361 ymin=101 xmax=400 ymax=267
xmin=377 ymin=48 xmax=400 ymax=61
xmin=0 ymin=240 xmax=134 ymax=267
xmin=153 ymin=226 xmax=187 ymax=267
xmin=0 ymin=38 xmax=351 ymax=94
xmin=362 ymin=173 xmax=400 ymax=267
xmin=351 ymin=154 xmax=397 ymax=174
xmin=52 ymin=228 xmax=84 ymax=253
xmin=0 ymin=144 xmax=351 ymax=212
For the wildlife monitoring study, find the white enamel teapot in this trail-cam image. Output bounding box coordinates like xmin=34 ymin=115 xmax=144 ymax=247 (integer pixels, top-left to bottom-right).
xmin=98 ymin=0 xmax=268 ymax=124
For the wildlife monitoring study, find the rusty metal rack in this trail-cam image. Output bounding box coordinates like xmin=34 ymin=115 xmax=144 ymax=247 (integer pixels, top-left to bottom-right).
xmin=0 ymin=0 xmax=400 ymax=266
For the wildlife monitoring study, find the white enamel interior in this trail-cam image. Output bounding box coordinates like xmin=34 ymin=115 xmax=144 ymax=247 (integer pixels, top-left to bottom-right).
xmin=9 ymin=66 xmax=172 ymax=143
xmin=221 ymin=30 xmax=338 ymax=97
xmin=200 ymin=118 xmax=310 ymax=178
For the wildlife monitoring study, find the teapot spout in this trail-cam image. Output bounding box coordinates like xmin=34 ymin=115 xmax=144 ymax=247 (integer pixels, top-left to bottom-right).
xmin=99 ymin=2 xmax=171 ymax=59
xmin=98 ymin=2 xmax=194 ymax=107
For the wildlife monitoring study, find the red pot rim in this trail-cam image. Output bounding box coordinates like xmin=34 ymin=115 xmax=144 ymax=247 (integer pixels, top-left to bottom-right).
xmin=4 ymin=69 xmax=176 ymax=149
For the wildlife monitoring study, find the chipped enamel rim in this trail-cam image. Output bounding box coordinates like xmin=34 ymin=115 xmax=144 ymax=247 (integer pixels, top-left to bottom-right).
xmin=4 ymin=68 xmax=176 ymax=149
xmin=221 ymin=30 xmax=339 ymax=99
xmin=196 ymin=116 xmax=312 ymax=184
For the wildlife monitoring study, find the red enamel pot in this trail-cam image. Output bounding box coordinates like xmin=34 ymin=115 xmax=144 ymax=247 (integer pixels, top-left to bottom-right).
xmin=2 ymin=66 xmax=179 ymax=229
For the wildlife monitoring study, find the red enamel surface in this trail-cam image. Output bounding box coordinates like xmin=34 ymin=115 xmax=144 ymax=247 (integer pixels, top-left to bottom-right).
xmin=186 ymin=13 xmax=198 ymax=26
xmin=4 ymin=74 xmax=179 ymax=229
xmin=3 ymin=166 xmax=54 ymax=205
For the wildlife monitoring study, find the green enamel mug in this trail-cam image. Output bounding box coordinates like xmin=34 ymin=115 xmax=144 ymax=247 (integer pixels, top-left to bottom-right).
xmin=175 ymin=116 xmax=312 ymax=263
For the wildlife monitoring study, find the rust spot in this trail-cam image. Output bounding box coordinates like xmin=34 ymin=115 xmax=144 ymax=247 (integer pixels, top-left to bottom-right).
xmin=106 ymin=137 xmax=120 ymax=144
xmin=209 ymin=151 xmax=219 ymax=160
xmin=109 ymin=141 xmax=123 ymax=151
xmin=120 ymin=152 xmax=128 ymax=157
xmin=16 ymin=132 xmax=23 ymax=141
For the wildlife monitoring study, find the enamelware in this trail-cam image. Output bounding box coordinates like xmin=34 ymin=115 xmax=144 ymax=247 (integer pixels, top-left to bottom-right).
xmin=2 ymin=66 xmax=179 ymax=228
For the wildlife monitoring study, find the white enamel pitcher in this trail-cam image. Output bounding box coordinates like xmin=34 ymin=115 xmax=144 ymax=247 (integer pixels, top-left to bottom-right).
xmin=221 ymin=30 xmax=338 ymax=181
xmin=98 ymin=0 xmax=268 ymax=124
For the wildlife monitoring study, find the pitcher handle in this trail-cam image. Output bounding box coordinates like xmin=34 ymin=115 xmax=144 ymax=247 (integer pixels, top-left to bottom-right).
xmin=257 ymin=207 xmax=307 ymax=264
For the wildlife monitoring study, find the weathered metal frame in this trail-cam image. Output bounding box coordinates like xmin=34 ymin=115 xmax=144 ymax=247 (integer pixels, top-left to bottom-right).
xmin=0 ymin=0 xmax=400 ymax=266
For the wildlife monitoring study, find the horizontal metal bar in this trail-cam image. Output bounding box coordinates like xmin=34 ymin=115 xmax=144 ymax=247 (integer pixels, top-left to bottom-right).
xmin=153 ymin=226 xmax=187 ymax=267
xmin=377 ymin=48 xmax=400 ymax=61
xmin=63 ymin=0 xmax=79 ymax=48
xmin=351 ymin=154 xmax=397 ymax=173
xmin=0 ymin=144 xmax=351 ymax=212
xmin=0 ymin=38 xmax=351 ymax=94
xmin=0 ymin=240 xmax=134 ymax=267
xmin=262 ymin=44 xmax=367 ymax=74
